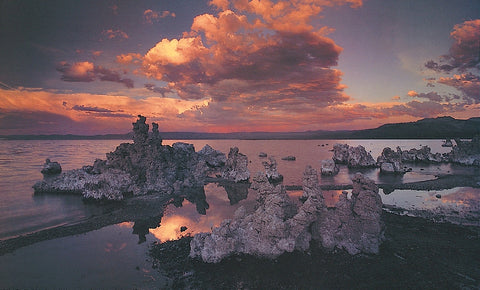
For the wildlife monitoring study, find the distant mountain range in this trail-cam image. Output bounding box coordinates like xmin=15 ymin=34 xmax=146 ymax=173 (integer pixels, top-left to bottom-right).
xmin=2 ymin=116 xmax=479 ymax=140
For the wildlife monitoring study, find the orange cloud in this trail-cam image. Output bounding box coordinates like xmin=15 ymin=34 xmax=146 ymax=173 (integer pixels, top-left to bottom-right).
xmin=116 ymin=53 xmax=143 ymax=65
xmin=143 ymin=9 xmax=176 ymax=24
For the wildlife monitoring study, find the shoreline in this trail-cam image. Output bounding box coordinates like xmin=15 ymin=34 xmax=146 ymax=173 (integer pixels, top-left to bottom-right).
xmin=1 ymin=173 xmax=479 ymax=256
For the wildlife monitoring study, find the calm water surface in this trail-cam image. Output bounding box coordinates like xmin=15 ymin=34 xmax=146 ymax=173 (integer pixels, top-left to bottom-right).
xmin=0 ymin=139 xmax=478 ymax=288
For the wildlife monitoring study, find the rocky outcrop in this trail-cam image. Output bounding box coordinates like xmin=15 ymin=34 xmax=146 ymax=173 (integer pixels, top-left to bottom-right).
xmin=41 ymin=159 xmax=62 ymax=175
xmin=190 ymin=166 xmax=384 ymax=263
xmin=320 ymin=159 xmax=339 ymax=176
xmin=262 ymin=157 xmax=283 ymax=183
xmin=33 ymin=115 xmax=227 ymax=201
xmin=312 ymin=173 xmax=384 ymax=255
xmin=399 ymin=146 xmax=446 ymax=163
xmin=377 ymin=147 xmax=407 ymax=174
xmin=332 ymin=144 xmax=376 ymax=168
xmin=198 ymin=144 xmax=226 ymax=168
xmin=449 ymin=137 xmax=480 ymax=166
xmin=222 ymin=147 xmax=250 ymax=182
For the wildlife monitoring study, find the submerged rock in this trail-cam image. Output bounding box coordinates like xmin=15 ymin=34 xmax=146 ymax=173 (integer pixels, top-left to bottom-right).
xmin=222 ymin=147 xmax=250 ymax=182
xmin=33 ymin=115 xmax=226 ymax=201
xmin=190 ymin=166 xmax=384 ymax=263
xmin=332 ymin=144 xmax=376 ymax=168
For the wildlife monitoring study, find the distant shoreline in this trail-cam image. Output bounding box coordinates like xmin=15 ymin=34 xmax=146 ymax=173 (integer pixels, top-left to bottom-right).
xmin=2 ymin=116 xmax=479 ymax=140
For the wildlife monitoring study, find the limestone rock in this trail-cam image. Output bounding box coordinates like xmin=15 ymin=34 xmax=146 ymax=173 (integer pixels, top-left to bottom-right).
xmin=262 ymin=157 xmax=283 ymax=183
xmin=320 ymin=159 xmax=339 ymax=176
xmin=40 ymin=159 xmax=62 ymax=175
xmin=190 ymin=166 xmax=385 ymax=263
xmin=399 ymin=146 xmax=447 ymax=163
xmin=222 ymin=147 xmax=250 ymax=182
xmin=33 ymin=115 xmax=225 ymax=201
xmin=198 ymin=144 xmax=226 ymax=168
xmin=332 ymin=144 xmax=376 ymax=168
xmin=377 ymin=147 xmax=405 ymax=174
xmin=449 ymin=137 xmax=480 ymax=166
xmin=312 ymin=173 xmax=384 ymax=255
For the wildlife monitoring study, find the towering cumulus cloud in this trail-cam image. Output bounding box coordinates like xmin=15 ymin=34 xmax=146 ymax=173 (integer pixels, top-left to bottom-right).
xmin=141 ymin=0 xmax=362 ymax=131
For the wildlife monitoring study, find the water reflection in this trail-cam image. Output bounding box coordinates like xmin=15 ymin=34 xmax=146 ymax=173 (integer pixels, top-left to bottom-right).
xmin=218 ymin=181 xmax=250 ymax=205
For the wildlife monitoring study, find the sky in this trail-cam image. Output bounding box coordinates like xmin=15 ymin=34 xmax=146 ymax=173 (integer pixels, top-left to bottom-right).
xmin=0 ymin=0 xmax=479 ymax=135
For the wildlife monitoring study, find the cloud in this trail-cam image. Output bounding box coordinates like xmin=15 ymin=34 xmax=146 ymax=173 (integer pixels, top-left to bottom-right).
xmin=141 ymin=1 xmax=352 ymax=125
xmin=438 ymin=73 xmax=480 ymax=103
xmin=144 ymin=83 xmax=174 ymax=97
xmin=143 ymin=9 xmax=176 ymax=24
xmin=56 ymin=61 xmax=134 ymax=88
xmin=102 ymin=29 xmax=129 ymax=40
xmin=116 ymin=53 xmax=143 ymax=64
xmin=407 ymin=91 xmax=444 ymax=102
xmin=425 ymin=19 xmax=480 ymax=73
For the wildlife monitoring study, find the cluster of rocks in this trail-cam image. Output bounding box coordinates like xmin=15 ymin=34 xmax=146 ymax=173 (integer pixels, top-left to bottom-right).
xmin=33 ymin=115 xmax=249 ymax=201
xmin=189 ymin=161 xmax=384 ymax=263
xmin=450 ymin=137 xmax=480 ymax=166
xmin=322 ymin=137 xmax=480 ymax=176
xmin=332 ymin=144 xmax=376 ymax=168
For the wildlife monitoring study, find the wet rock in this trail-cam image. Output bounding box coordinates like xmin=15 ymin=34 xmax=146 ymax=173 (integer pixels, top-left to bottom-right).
xmin=262 ymin=157 xmax=283 ymax=183
xmin=377 ymin=147 xmax=405 ymax=174
xmin=222 ymin=147 xmax=250 ymax=182
xmin=281 ymin=156 xmax=296 ymax=161
xmin=40 ymin=159 xmax=62 ymax=175
xmin=449 ymin=137 xmax=480 ymax=166
xmin=320 ymin=159 xmax=339 ymax=176
xmin=333 ymin=144 xmax=376 ymax=168
xmin=258 ymin=152 xmax=267 ymax=158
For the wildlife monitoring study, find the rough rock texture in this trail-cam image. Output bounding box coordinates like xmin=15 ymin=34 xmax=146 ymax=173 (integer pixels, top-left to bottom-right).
xmin=262 ymin=157 xmax=283 ymax=183
xmin=312 ymin=173 xmax=384 ymax=255
xmin=332 ymin=144 xmax=376 ymax=168
xmin=399 ymin=146 xmax=446 ymax=163
xmin=449 ymin=137 xmax=480 ymax=166
xmin=190 ymin=168 xmax=321 ymax=263
xmin=198 ymin=144 xmax=226 ymax=168
xmin=377 ymin=147 xmax=405 ymax=174
xmin=320 ymin=159 xmax=339 ymax=176
xmin=190 ymin=166 xmax=384 ymax=263
xmin=40 ymin=159 xmax=62 ymax=175
xmin=222 ymin=147 xmax=250 ymax=182
xmin=33 ymin=115 xmax=226 ymax=200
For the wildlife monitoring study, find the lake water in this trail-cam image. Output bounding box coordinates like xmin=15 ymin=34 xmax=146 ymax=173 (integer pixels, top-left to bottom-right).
xmin=0 ymin=139 xmax=478 ymax=288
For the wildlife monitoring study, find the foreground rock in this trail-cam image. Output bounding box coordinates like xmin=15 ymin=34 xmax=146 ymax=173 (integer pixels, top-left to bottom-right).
xmin=190 ymin=166 xmax=384 ymax=263
xmin=332 ymin=144 xmax=376 ymax=168
xmin=40 ymin=159 xmax=62 ymax=175
xmin=33 ymin=115 xmax=229 ymax=200
xmin=262 ymin=157 xmax=283 ymax=183
xmin=312 ymin=173 xmax=384 ymax=254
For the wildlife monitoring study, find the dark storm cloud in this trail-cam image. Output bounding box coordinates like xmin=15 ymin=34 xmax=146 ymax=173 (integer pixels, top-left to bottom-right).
xmin=56 ymin=62 xmax=134 ymax=88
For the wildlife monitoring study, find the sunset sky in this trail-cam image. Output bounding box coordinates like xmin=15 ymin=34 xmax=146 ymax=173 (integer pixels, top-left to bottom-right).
xmin=0 ymin=0 xmax=479 ymax=135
